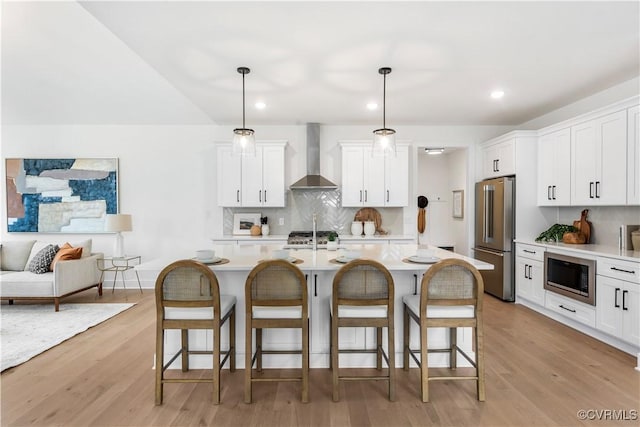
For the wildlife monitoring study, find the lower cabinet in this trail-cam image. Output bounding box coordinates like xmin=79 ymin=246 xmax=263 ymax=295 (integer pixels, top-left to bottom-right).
xmin=595 ymin=257 xmax=640 ymax=346
xmin=545 ymin=291 xmax=596 ymax=328
xmin=515 ymin=244 xmax=545 ymax=306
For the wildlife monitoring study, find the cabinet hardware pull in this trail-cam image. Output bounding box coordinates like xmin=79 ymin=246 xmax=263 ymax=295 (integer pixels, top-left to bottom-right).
xmin=360 ymin=190 xmax=362 ymax=202
xmin=523 ymin=249 xmax=536 ymax=254
xmin=552 ymin=185 xmax=556 ymax=200
xmin=595 ymin=181 xmax=600 ymax=198
xmin=264 ymin=190 xmax=267 ymax=203
xmin=259 ymin=190 xmax=262 ymax=203
xmin=589 ymin=182 xmax=594 ymax=198
xmin=413 ymin=274 xmax=418 ymax=295
xmin=622 ymin=290 xmax=628 ymax=311
xmin=364 ymin=190 xmax=368 ymax=202
xmin=496 ymin=159 xmax=499 ymax=171
xmin=611 ymin=267 xmax=635 ymax=274
xmin=614 ymin=288 xmax=621 ymax=308
xmin=237 ymin=190 xmax=240 ymax=203
xmin=559 ymin=304 xmax=576 ymax=313
xmin=547 ymin=186 xmax=551 ymax=200
xmin=524 ymin=264 xmax=529 ymax=280
xmin=528 ymin=265 xmax=533 ymax=280
xmin=314 ymin=274 xmax=318 ymax=297
xmin=493 ymin=159 xmax=498 ymax=172
xmin=387 ymin=190 xmax=390 ymax=203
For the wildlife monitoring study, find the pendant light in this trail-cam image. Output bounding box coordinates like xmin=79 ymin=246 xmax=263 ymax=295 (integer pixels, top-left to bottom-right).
xmin=233 ymin=66 xmax=256 ymax=156
xmin=372 ymin=67 xmax=396 ymax=156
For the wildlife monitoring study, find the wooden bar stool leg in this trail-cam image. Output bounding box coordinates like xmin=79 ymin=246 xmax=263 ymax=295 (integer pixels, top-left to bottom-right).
xmin=302 ymin=318 xmax=310 ymax=403
xmin=230 ymin=308 xmax=236 ymax=372
xmin=213 ymin=323 xmax=221 ymax=404
xmin=403 ymin=305 xmax=410 ymax=371
xmin=420 ymin=318 xmax=429 ymax=403
xmin=256 ymin=328 xmax=263 ymax=372
xmin=155 ymin=324 xmax=164 ymax=405
xmin=476 ymin=322 xmax=486 ymax=401
xmin=450 ymin=327 xmax=457 ymax=369
xmin=388 ymin=323 xmax=396 ymax=401
xmin=244 ymin=321 xmax=253 ymax=404
xmin=181 ymin=329 xmax=189 ymax=372
xmin=376 ymin=327 xmax=383 ymax=370
xmin=331 ymin=316 xmax=339 ymax=402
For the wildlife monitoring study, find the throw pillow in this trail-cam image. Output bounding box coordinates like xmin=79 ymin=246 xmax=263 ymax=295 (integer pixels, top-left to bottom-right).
xmin=24 ymin=241 xmax=51 ymax=271
xmin=68 ymin=239 xmax=92 ymax=258
xmin=50 ymin=243 xmax=83 ymax=271
xmin=27 ymin=244 xmax=59 ymax=274
xmin=0 ymin=240 xmax=36 ymax=271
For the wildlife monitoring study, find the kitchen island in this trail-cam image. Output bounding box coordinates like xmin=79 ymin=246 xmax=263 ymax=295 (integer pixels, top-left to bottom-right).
xmin=138 ymin=244 xmax=493 ymax=369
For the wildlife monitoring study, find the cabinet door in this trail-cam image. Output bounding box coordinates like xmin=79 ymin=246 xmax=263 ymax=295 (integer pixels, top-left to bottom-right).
xmin=529 ymin=260 xmax=545 ymax=306
xmin=384 ymin=145 xmax=409 ymax=206
xmin=496 ymin=139 xmax=515 ymax=176
xmin=621 ymin=283 xmax=639 ymax=346
xmin=217 ymin=145 xmax=242 ymax=206
xmin=538 ymin=129 xmax=570 ymax=206
xmin=241 ymin=147 xmax=263 ymax=206
xmin=628 ymin=106 xmax=640 ymax=205
xmin=515 ymin=257 xmax=532 ymax=301
xmin=597 ymin=110 xmax=627 ymax=205
xmin=595 ymin=277 xmax=623 ymax=338
xmin=341 ymin=146 xmax=365 ymax=206
xmin=363 ymin=147 xmax=385 ymax=206
xmin=482 ymin=143 xmax=500 ymax=179
xmin=262 ymin=145 xmax=285 ymax=207
xmin=571 ymin=121 xmax=599 ymax=205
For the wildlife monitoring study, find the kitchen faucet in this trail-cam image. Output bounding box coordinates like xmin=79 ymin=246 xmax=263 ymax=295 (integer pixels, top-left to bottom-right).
xmin=312 ymin=213 xmax=317 ymax=251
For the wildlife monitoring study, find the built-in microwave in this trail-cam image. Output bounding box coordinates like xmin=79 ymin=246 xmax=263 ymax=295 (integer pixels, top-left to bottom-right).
xmin=544 ymin=252 xmax=596 ymax=305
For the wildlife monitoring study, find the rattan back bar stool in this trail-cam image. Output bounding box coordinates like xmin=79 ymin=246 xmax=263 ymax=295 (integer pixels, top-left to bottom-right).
xmin=244 ymin=259 xmax=309 ymax=403
xmin=330 ymin=259 xmax=395 ymax=402
xmin=154 ymin=259 xmax=236 ymax=405
xmin=402 ymin=258 xmax=485 ymax=402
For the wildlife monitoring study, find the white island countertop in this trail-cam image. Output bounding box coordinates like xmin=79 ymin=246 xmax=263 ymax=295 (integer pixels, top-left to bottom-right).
xmin=137 ymin=243 xmax=492 ymax=272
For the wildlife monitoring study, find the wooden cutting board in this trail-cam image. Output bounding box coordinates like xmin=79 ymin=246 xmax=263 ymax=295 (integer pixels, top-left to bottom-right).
xmin=572 ymin=209 xmax=592 ymax=244
xmin=354 ymin=207 xmax=387 ymax=235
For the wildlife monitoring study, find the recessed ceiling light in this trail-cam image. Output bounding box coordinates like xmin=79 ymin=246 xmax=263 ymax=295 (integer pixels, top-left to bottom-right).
xmin=490 ymin=90 xmax=505 ymax=99
xmin=366 ymin=102 xmax=378 ymax=110
xmin=255 ymin=101 xmax=266 ymax=110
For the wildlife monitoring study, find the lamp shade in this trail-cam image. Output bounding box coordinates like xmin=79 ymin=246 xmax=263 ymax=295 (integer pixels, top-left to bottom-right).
xmin=105 ymin=214 xmax=132 ymax=232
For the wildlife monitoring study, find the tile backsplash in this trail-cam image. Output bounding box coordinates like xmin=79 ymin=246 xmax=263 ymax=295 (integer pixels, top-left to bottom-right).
xmin=558 ymin=206 xmax=640 ymax=247
xmin=223 ymin=190 xmax=404 ymax=235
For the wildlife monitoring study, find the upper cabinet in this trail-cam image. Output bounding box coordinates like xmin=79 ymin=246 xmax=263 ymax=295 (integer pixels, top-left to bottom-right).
xmin=481 ymin=137 xmax=515 ymax=179
xmin=340 ymin=142 xmax=409 ymax=207
xmin=216 ymin=142 xmax=286 ymax=207
xmin=537 ymin=128 xmax=571 ymax=206
xmin=628 ymin=106 xmax=640 ymax=205
xmin=571 ymin=110 xmax=627 ymax=206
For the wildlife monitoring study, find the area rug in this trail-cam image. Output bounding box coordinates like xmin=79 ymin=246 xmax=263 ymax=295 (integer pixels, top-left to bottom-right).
xmin=0 ymin=303 xmax=134 ymax=371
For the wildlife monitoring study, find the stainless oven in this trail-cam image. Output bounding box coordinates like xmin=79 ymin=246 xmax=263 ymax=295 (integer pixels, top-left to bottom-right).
xmin=544 ymin=252 xmax=596 ymax=305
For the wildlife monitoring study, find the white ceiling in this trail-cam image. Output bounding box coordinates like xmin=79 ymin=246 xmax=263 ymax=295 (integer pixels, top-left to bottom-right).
xmin=2 ymin=1 xmax=639 ymax=126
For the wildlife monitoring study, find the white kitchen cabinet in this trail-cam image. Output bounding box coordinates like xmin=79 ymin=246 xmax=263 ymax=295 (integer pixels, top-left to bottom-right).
xmin=628 ymin=105 xmax=640 ymax=205
xmin=537 ymin=128 xmax=571 ymax=206
xmin=481 ymin=137 xmax=515 ymax=179
xmin=340 ymin=142 xmax=409 ymax=207
xmin=571 ymin=110 xmax=627 ymax=205
xmin=596 ymin=257 xmax=640 ymax=346
xmin=515 ymin=244 xmax=545 ymax=306
xmin=217 ymin=142 xmax=286 ymax=207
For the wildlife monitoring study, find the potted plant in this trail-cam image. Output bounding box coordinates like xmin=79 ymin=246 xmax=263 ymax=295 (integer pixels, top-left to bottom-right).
xmin=326 ymin=231 xmax=338 ymax=251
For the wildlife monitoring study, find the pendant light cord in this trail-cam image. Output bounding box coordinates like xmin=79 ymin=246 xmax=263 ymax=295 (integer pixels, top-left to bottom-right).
xmin=242 ymin=71 xmax=246 ymax=129
xmin=382 ymin=72 xmax=387 ymax=129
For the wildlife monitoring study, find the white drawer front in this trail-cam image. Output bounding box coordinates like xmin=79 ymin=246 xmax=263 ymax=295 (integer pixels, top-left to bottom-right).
xmin=597 ymin=257 xmax=640 ymax=284
xmin=545 ymin=291 xmax=596 ymax=328
xmin=516 ymin=244 xmax=544 ymax=262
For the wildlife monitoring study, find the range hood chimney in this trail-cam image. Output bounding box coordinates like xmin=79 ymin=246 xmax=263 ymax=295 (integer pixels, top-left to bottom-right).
xmin=290 ymin=123 xmax=338 ymax=190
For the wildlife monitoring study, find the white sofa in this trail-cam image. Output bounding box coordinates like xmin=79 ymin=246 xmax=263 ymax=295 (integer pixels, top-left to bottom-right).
xmin=0 ymin=240 xmax=103 ymax=311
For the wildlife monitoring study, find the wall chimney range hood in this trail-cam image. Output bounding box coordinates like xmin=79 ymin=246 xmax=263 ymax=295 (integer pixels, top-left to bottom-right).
xmin=290 ymin=123 xmax=338 ymax=190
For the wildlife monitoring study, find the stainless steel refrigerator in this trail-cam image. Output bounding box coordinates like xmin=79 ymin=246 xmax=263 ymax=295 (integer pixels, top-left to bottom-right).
xmin=473 ymin=176 xmax=515 ymax=301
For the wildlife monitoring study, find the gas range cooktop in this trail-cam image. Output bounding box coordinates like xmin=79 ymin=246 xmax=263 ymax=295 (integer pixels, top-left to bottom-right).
xmin=287 ymin=230 xmax=333 ymax=245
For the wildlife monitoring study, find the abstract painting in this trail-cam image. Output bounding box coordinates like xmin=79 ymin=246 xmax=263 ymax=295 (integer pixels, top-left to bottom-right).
xmin=6 ymin=158 xmax=118 ymax=233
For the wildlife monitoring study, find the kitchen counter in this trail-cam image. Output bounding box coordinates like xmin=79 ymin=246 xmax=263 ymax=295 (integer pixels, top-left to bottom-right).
xmin=514 ymin=239 xmax=640 ymax=262
xmin=138 ymin=244 xmax=492 ymax=370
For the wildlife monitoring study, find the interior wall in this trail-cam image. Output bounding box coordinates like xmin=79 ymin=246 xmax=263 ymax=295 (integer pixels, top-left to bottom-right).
xmin=447 ymin=149 xmax=469 ymax=255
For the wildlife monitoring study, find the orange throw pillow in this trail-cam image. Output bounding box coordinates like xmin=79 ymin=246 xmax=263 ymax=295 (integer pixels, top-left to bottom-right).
xmin=49 ymin=243 xmax=83 ymax=271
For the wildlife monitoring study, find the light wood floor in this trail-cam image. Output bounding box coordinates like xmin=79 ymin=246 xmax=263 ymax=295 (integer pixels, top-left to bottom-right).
xmin=1 ymin=290 xmax=638 ymax=426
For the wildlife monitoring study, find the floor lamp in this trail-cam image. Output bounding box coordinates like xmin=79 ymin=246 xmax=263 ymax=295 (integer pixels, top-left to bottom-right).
xmin=105 ymin=214 xmax=132 ymax=258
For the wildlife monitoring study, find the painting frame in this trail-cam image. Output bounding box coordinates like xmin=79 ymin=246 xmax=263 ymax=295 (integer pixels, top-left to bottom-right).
xmin=6 ymin=158 xmax=119 ymax=233
xmin=233 ymin=213 xmax=261 ymax=235
xmin=452 ymin=190 xmax=464 ymax=219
